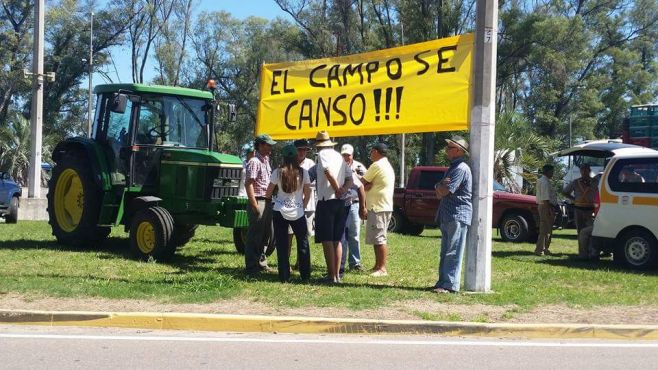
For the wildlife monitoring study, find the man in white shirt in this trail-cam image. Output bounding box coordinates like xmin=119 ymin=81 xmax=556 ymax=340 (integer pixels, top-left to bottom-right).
xmin=339 ymin=144 xmax=367 ymax=276
xmin=535 ymin=164 xmax=558 ymax=256
xmin=314 ymin=131 xmax=353 ymax=283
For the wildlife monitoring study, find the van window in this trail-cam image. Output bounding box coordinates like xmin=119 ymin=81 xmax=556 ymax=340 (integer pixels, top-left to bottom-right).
xmin=609 ymin=157 xmax=658 ymax=194
xmin=418 ymin=170 xmax=445 ymax=190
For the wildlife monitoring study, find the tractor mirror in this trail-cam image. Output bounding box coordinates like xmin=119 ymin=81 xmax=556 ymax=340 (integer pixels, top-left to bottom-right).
xmin=110 ymin=93 xmax=128 ymax=114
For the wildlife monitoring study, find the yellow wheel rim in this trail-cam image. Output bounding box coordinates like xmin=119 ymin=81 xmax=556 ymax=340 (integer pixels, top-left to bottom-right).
xmin=136 ymin=221 xmax=156 ymax=254
xmin=54 ymin=168 xmax=84 ymax=232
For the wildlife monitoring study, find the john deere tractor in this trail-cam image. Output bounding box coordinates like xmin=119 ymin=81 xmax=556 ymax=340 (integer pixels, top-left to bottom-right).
xmin=47 ymin=83 xmax=247 ymax=261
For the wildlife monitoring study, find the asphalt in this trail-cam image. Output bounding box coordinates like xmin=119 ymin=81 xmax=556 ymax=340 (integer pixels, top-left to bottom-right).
xmin=1 ymin=309 xmax=657 ymax=340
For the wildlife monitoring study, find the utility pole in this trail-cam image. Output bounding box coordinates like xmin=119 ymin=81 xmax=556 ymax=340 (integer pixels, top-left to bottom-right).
xmin=399 ymin=24 xmax=406 ymax=187
xmin=465 ymin=0 xmax=498 ymax=292
xmin=28 ymin=0 xmax=45 ymax=199
xmin=88 ymin=11 xmax=94 ymax=138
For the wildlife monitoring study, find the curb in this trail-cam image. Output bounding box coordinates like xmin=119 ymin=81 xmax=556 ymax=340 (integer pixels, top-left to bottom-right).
xmin=1 ymin=309 xmax=658 ymax=340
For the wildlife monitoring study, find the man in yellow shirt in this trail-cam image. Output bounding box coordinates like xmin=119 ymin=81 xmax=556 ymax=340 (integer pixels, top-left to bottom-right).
xmin=360 ymin=143 xmax=395 ymax=277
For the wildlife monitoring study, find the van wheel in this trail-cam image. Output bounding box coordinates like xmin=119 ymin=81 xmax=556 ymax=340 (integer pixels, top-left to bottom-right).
xmin=616 ymin=229 xmax=658 ymax=270
xmin=5 ymin=196 xmax=18 ymax=223
xmin=388 ymin=210 xmax=407 ymax=233
xmin=499 ymin=214 xmax=530 ymax=243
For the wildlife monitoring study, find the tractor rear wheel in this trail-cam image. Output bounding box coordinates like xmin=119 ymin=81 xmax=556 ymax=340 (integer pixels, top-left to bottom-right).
xmin=47 ymin=155 xmax=105 ymax=246
xmin=5 ymin=196 xmax=18 ymax=224
xmin=173 ymin=224 xmax=198 ymax=247
xmin=129 ymin=206 xmax=176 ymax=261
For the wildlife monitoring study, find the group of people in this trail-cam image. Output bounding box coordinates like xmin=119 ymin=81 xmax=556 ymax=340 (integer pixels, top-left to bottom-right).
xmin=534 ymin=163 xmax=599 ymax=259
xmin=241 ymin=129 xmax=475 ymax=293
xmin=242 ymin=130 xmax=396 ymax=284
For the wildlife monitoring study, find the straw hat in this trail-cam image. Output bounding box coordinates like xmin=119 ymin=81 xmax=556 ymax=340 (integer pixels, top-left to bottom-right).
xmin=314 ymin=131 xmax=337 ymax=147
xmin=445 ymin=136 xmax=469 ymax=154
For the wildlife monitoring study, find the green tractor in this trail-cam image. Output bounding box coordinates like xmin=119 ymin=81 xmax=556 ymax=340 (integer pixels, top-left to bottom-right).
xmin=47 ymin=83 xmax=248 ymax=261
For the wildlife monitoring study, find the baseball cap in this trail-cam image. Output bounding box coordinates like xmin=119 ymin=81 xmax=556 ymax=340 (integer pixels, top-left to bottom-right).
xmin=294 ymin=139 xmax=311 ymax=149
xmin=370 ymin=142 xmax=388 ymax=155
xmin=282 ymin=143 xmax=298 ymax=158
xmin=341 ymin=144 xmax=354 ymax=155
xmin=255 ymin=134 xmax=277 ymax=145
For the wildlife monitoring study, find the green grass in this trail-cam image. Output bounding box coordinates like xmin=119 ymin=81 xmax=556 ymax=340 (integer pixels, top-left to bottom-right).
xmin=0 ymin=221 xmax=657 ymax=313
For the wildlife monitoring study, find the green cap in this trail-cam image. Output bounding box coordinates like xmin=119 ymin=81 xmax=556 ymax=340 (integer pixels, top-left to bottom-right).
xmin=255 ymin=134 xmax=277 ymax=145
xmin=282 ymin=143 xmax=297 ymax=158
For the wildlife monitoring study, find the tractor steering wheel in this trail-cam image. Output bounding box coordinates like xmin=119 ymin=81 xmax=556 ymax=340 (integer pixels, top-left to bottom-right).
xmin=147 ymin=126 xmax=169 ymax=141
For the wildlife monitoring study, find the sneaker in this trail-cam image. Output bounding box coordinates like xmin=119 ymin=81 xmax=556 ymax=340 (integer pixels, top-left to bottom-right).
xmin=370 ymin=270 xmax=388 ymax=277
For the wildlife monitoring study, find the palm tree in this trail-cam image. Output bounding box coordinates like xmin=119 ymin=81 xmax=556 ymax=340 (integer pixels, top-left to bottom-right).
xmin=494 ymin=111 xmax=558 ymax=193
xmin=0 ymin=112 xmax=31 ymax=186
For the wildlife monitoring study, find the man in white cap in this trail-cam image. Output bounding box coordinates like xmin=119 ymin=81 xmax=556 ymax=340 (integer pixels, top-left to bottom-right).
xmin=433 ymin=136 xmax=472 ymax=293
xmin=339 ymin=144 xmax=367 ymax=275
xmin=314 ymin=131 xmax=353 ymax=283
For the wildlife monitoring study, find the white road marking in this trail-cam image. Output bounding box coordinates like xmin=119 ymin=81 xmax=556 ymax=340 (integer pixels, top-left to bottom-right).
xmin=1 ymin=333 xmax=657 ymax=348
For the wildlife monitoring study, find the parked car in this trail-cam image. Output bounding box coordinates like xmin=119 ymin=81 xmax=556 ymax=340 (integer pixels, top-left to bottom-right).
xmin=591 ymin=151 xmax=658 ymax=269
xmin=391 ymin=166 xmax=540 ymax=243
xmin=555 ymin=141 xmax=657 ymax=228
xmin=0 ymin=172 xmax=21 ymax=223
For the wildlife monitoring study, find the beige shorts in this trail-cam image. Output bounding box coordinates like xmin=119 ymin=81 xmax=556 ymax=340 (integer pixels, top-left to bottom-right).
xmin=366 ymin=211 xmax=391 ymax=245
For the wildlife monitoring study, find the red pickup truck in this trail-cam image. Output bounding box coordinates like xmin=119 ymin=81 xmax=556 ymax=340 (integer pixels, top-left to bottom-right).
xmin=391 ymin=166 xmax=540 ymax=243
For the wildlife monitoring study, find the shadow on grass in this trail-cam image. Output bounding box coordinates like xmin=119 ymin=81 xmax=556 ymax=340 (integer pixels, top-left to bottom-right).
xmin=536 ymin=257 xmax=658 ymax=276
xmin=551 ymin=233 xmax=578 ymax=240
xmin=0 ymin=237 xmax=131 ymax=258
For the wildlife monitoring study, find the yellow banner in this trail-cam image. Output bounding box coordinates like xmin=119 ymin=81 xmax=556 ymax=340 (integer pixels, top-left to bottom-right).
xmin=256 ymin=33 xmax=474 ymax=140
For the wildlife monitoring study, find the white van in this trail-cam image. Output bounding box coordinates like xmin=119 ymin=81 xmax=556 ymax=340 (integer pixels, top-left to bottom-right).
xmin=592 ymin=152 xmax=658 ymax=269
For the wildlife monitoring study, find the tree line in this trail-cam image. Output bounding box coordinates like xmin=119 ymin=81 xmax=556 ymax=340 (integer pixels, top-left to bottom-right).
xmin=1 ymin=0 xmax=657 ymax=191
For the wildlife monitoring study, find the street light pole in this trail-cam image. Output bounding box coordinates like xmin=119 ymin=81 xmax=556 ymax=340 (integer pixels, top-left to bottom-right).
xmin=88 ymin=11 xmax=94 ymax=138
xmin=465 ymin=0 xmax=498 ymax=292
xmin=399 ymin=24 xmax=406 ymax=188
xmin=28 ymin=0 xmax=45 ymax=199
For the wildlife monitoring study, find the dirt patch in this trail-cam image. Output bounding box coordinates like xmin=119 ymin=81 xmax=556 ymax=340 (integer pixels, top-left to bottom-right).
xmin=3 ymin=293 xmax=655 ymax=324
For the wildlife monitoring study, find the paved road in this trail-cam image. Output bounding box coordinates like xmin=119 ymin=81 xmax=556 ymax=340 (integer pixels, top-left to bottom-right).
xmin=1 ymin=325 xmax=657 ymax=369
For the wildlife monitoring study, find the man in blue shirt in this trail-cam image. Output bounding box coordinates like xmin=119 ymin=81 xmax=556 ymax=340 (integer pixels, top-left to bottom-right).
xmin=433 ymin=136 xmax=472 ymax=293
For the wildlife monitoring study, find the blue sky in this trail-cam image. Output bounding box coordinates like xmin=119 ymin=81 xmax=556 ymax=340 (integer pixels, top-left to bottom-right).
xmin=88 ymin=0 xmax=291 ymax=86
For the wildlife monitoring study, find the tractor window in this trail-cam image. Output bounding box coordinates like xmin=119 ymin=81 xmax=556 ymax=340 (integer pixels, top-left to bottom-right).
xmin=136 ymin=99 xmax=165 ymax=145
xmin=106 ymin=98 xmax=132 ymax=149
xmin=135 ymin=96 xmax=208 ymax=149
xmin=163 ymin=96 xmax=208 ymax=148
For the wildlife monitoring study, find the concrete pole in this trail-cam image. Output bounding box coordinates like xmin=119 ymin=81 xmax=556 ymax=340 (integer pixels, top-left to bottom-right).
xmin=464 ymin=0 xmax=498 ymax=292
xmin=28 ymin=0 xmax=45 ymax=199
xmin=399 ymin=24 xmax=406 ymax=188
xmin=88 ymin=11 xmax=94 ymax=138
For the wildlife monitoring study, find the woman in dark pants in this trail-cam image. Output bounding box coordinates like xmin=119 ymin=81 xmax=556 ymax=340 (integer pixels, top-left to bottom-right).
xmin=265 ymin=144 xmax=312 ymax=282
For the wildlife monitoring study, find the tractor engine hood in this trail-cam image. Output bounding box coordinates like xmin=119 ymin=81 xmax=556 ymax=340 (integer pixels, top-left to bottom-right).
xmin=160 ymin=148 xmax=243 ymax=168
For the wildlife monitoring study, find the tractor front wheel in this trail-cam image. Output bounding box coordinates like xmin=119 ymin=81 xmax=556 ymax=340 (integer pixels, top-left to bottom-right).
xmin=129 ymin=206 xmax=176 ymax=261
xmin=47 ymin=155 xmax=104 ymax=246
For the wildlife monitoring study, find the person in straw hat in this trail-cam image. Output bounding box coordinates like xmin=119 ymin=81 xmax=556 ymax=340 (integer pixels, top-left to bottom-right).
xmin=433 ymin=136 xmax=472 ymax=293
xmin=314 ymin=130 xmax=353 ymax=283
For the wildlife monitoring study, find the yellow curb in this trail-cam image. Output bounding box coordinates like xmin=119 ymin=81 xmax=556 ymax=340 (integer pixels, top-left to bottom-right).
xmin=1 ymin=309 xmax=658 ymax=340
